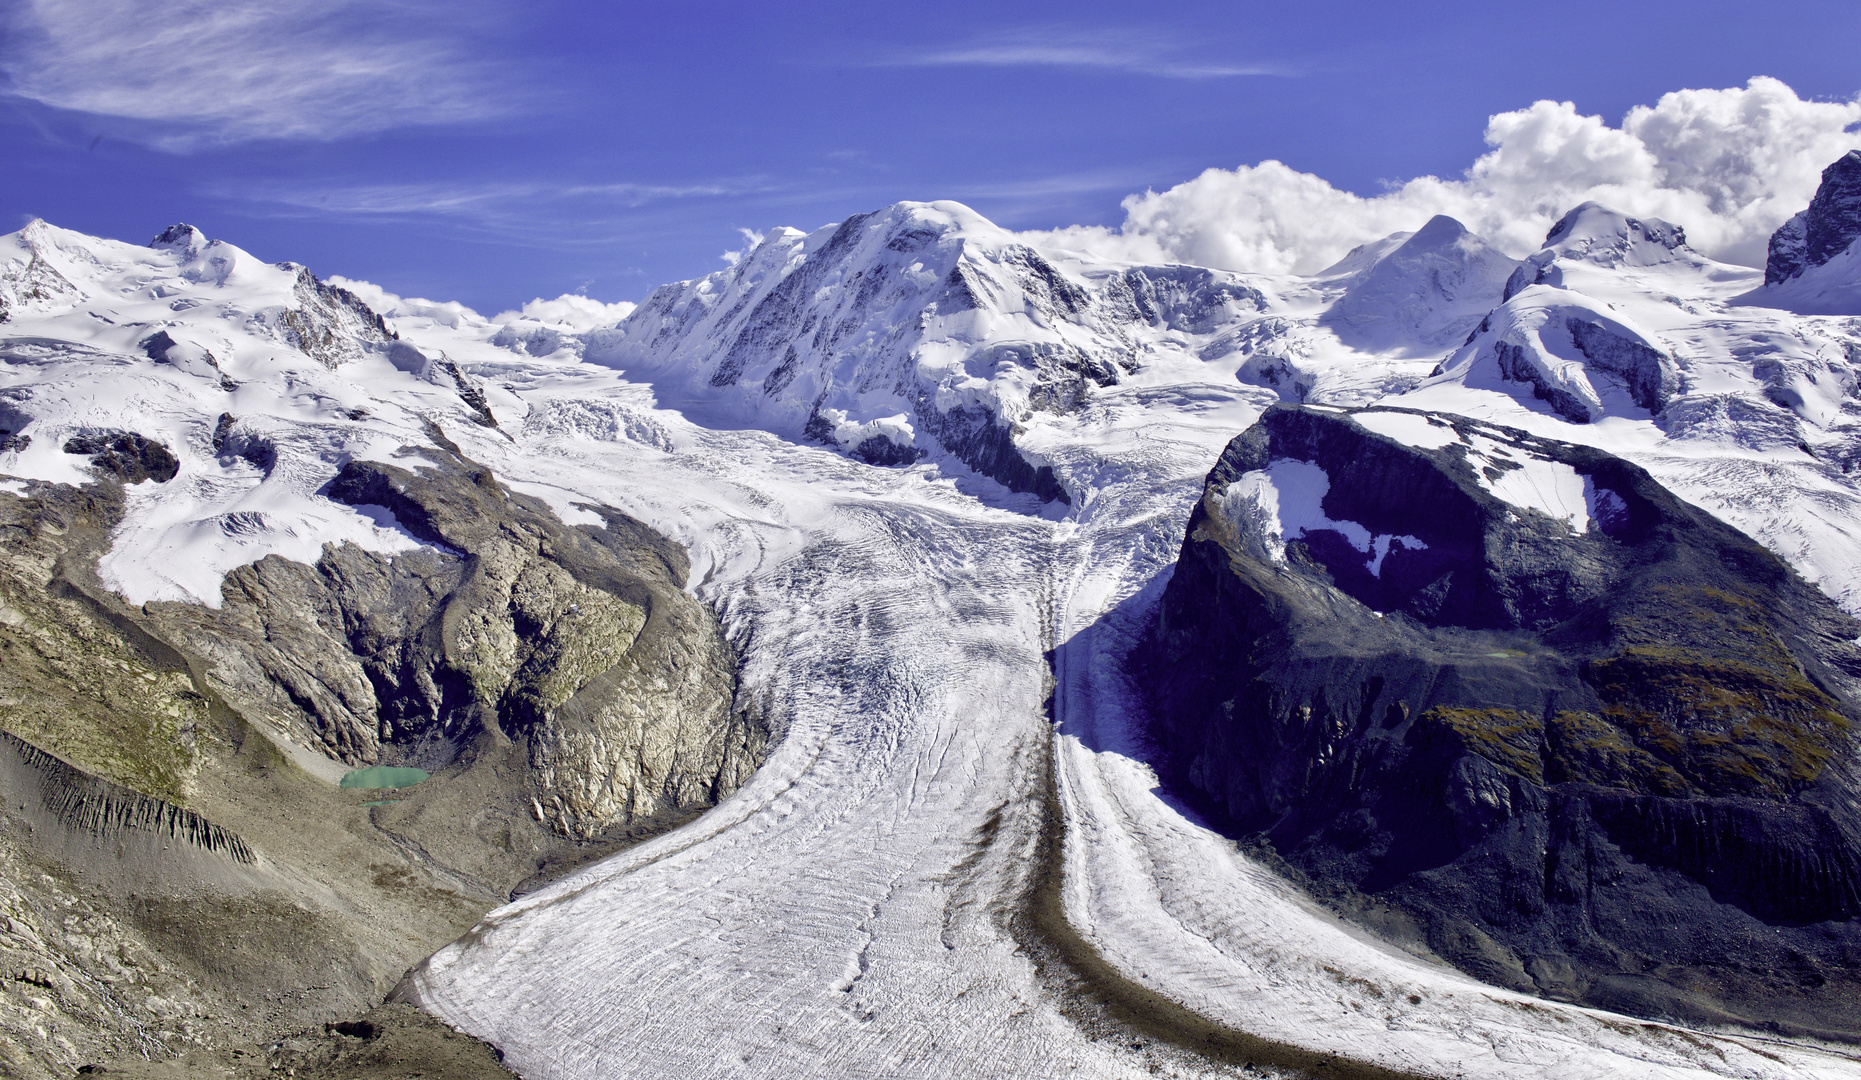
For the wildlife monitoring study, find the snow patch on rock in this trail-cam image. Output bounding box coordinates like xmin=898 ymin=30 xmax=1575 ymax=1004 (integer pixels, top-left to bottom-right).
xmin=1215 ymin=458 xmax=1427 ymax=577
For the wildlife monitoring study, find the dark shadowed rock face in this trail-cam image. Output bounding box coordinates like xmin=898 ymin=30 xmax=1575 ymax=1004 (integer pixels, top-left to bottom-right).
xmin=1143 ymin=404 xmax=1861 ymax=1037
xmin=1767 ymin=150 xmax=1861 ymax=286
xmin=62 ymin=431 xmax=179 ymax=483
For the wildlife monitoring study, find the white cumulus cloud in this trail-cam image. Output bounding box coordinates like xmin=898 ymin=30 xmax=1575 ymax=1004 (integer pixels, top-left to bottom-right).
xmin=494 ymin=294 xmax=637 ymax=331
xmin=720 ymin=228 xmax=767 ymax=267
xmin=0 ymin=0 xmax=507 ymax=147
xmin=1023 ymin=78 xmax=1861 ymax=273
xmin=327 ymin=277 xmax=485 ymax=330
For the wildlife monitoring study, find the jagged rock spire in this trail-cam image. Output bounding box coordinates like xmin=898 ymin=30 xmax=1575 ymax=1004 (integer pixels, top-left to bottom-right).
xmin=1766 ymin=150 xmax=1861 ymax=285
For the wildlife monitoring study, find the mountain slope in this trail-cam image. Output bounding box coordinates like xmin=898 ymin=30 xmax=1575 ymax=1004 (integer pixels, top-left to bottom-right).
xmin=1145 ymin=404 xmax=1861 ymax=1036
xmin=4 ymin=176 xmax=1861 ymax=1080
xmin=0 ymin=221 xmax=760 ymax=1078
xmin=582 ymin=201 xmax=1272 ymax=501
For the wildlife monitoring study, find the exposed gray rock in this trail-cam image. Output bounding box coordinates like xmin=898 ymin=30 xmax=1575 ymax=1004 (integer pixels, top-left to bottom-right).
xmin=148 ymin=223 xmax=207 ymax=254
xmin=1766 ymin=211 xmax=1810 ymax=285
xmin=0 ymin=447 xmax=760 ymax=1078
xmin=1142 ymin=404 xmax=1861 ymax=1038
xmin=1766 ymin=150 xmax=1861 ymax=285
xmin=1565 ymin=316 xmax=1676 ymax=413
xmin=1113 ymin=265 xmax=1266 ymax=335
xmin=145 ymin=439 xmax=759 ymax=838
xmin=4 ymin=733 xmax=252 ymax=864
xmin=253 ymin=267 xmax=397 ymax=370
xmin=0 ymin=223 xmax=81 ymax=323
xmin=62 ymin=431 xmax=179 ymax=484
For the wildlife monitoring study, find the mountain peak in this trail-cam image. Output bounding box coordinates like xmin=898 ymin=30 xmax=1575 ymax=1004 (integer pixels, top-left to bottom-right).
xmin=150 ymin=223 xmax=207 ymax=255
xmin=1541 ymin=202 xmax=1690 ymax=267
xmin=1405 ymin=213 xmax=1473 ymax=247
xmin=1764 ymin=149 xmax=1861 ymax=286
xmin=1323 ymin=216 xmax=1519 ymax=350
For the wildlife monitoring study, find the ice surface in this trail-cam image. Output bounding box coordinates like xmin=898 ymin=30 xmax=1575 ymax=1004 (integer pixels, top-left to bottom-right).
xmin=7 ymin=215 xmax=1861 ymax=1079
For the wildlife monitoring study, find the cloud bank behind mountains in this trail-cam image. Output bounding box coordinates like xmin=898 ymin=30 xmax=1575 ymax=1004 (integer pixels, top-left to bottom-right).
xmin=1024 ymin=78 xmax=1861 ymax=273
xmin=497 ymin=294 xmax=638 ymax=330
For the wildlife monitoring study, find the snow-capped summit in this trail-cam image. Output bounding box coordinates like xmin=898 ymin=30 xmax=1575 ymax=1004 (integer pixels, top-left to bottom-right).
xmin=1541 ymin=201 xmax=1692 ymax=267
xmin=1320 ymin=214 xmax=1519 ymax=350
xmin=587 ymin=200 xmax=1270 ymax=500
xmin=149 ymin=222 xmax=208 ymax=256
xmin=1503 ymin=202 xmax=1706 ymax=301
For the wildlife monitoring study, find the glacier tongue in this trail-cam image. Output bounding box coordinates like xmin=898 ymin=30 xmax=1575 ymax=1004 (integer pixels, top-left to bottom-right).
xmin=6 ymin=203 xmax=1861 ymax=1079
xmin=401 ymin=369 xmax=1857 ymax=1080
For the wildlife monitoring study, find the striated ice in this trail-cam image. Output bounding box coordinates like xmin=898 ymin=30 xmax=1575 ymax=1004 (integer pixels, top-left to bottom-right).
xmin=6 ymin=210 xmax=1861 ymax=1079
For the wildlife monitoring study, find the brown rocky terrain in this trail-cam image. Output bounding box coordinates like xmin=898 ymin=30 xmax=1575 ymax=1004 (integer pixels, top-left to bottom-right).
xmin=0 ymin=432 xmax=761 ymax=1079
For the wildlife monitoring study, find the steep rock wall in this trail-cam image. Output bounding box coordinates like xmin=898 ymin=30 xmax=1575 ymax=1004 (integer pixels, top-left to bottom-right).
xmin=1143 ymin=405 xmax=1861 ymax=1038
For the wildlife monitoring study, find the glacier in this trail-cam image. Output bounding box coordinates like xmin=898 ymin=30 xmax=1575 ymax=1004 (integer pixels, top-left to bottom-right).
xmin=4 ymin=189 xmax=1861 ymax=1078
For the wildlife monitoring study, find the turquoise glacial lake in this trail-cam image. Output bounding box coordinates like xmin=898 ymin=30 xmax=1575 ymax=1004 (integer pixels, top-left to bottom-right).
xmin=339 ymin=766 xmax=430 ymax=790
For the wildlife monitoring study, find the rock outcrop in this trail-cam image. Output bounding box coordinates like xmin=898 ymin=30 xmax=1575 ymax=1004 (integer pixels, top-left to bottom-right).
xmin=62 ymin=430 xmax=181 ymax=484
xmin=1143 ymin=404 xmax=1861 ymax=1037
xmin=1766 ymin=150 xmax=1861 ymax=285
xmin=0 ymin=442 xmax=759 ymax=1078
xmin=145 ymin=437 xmax=760 ymax=839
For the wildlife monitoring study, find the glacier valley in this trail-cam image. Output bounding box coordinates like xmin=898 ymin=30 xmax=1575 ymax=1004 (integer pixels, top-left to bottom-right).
xmin=5 ymin=154 xmax=1861 ymax=1079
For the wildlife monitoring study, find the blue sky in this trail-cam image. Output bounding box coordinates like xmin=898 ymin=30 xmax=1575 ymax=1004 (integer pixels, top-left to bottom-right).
xmin=3 ymin=0 xmax=1859 ymax=313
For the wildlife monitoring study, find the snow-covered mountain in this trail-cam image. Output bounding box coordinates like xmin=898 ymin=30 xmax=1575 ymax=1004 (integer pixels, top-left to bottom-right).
xmin=1319 ymin=213 xmax=1520 ymax=351
xmin=5 ymin=149 xmax=1861 ymax=1080
xmin=577 ymin=200 xmax=1274 ymax=501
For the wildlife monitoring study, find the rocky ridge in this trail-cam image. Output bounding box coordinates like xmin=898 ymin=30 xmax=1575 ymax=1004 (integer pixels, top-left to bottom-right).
xmin=147 ymin=436 xmax=760 ymax=838
xmin=1766 ymin=150 xmax=1861 ymax=286
xmin=0 ymin=222 xmax=762 ymax=1079
xmin=1144 ymin=403 xmax=1861 ymax=1036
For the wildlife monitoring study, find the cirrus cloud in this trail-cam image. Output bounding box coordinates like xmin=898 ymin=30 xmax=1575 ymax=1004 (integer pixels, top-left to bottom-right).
xmin=0 ymin=0 xmax=510 ymax=148
xmin=880 ymin=27 xmax=1286 ymax=80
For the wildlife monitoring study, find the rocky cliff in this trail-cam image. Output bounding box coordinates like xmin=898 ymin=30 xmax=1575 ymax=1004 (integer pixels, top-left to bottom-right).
xmin=1766 ymin=150 xmax=1861 ymax=286
xmin=147 ymin=435 xmax=759 ymax=839
xmin=1143 ymin=404 xmax=1861 ymax=1037
xmin=0 ymin=448 xmax=759 ymax=1078
xmin=0 ymin=217 xmax=763 ymax=1079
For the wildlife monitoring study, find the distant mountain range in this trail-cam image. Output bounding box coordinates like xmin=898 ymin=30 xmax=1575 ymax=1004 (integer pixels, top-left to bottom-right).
xmin=2 ymin=150 xmax=1860 ymax=1079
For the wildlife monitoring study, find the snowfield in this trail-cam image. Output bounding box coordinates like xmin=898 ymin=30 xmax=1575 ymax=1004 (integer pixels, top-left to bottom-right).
xmin=5 ymin=208 xmax=1861 ymax=1078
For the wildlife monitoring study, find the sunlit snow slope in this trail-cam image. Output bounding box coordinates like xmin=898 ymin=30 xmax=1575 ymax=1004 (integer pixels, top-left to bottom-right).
xmin=5 ymin=202 xmax=1861 ymax=1079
